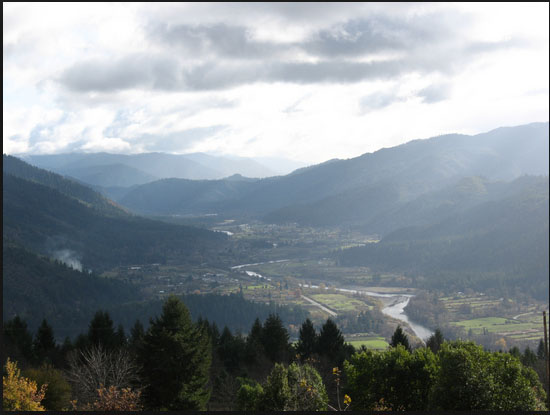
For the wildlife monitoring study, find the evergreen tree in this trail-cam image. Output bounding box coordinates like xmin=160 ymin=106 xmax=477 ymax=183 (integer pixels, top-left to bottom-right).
xmin=128 ymin=320 xmax=145 ymax=354
xmin=218 ymin=326 xmax=245 ymax=374
xmin=210 ymin=321 xmax=221 ymax=348
xmin=33 ymin=319 xmax=57 ymax=364
xmin=115 ymin=324 xmax=126 ymax=348
xmin=317 ymin=318 xmax=345 ymax=364
xmin=509 ymin=346 xmax=521 ymax=359
xmin=88 ymin=311 xmax=117 ymax=350
xmin=426 ymin=328 xmax=444 ymax=354
xmin=296 ymin=318 xmax=317 ymax=361
xmin=390 ymin=325 xmax=411 ymax=352
xmin=245 ymin=318 xmax=264 ymax=364
xmin=261 ymin=314 xmax=290 ymax=363
xmin=521 ymin=346 xmax=538 ymax=368
xmin=138 ymin=295 xmax=211 ymax=410
xmin=4 ymin=316 xmax=35 ymax=365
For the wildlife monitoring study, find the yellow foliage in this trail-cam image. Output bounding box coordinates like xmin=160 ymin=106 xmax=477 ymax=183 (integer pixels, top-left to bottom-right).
xmin=3 ymin=358 xmax=47 ymax=411
xmin=495 ymin=338 xmax=507 ymax=350
xmin=344 ymin=394 xmax=352 ymax=405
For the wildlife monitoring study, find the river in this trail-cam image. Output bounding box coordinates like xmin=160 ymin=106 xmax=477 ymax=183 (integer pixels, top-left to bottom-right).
xmin=381 ymin=296 xmax=434 ymax=341
xmin=231 ymin=262 xmax=434 ymax=341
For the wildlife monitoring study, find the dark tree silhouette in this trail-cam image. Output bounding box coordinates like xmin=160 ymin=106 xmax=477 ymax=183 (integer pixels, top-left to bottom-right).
xmin=297 ymin=318 xmax=318 ymax=361
xmin=261 ymin=314 xmax=290 ymax=363
xmin=138 ymin=296 xmax=211 ymax=410
xmin=390 ymin=325 xmax=411 ymax=352
xmin=426 ymin=328 xmax=444 ymax=354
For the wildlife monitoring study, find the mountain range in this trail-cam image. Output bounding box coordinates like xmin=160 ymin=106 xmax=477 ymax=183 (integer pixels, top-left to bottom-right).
xmin=22 ymin=151 xmax=306 ymax=188
xmin=4 ymin=121 xmax=549 ymax=334
xmin=3 ymin=155 xmax=230 ymax=335
xmin=112 ymin=122 xmax=548 ymax=233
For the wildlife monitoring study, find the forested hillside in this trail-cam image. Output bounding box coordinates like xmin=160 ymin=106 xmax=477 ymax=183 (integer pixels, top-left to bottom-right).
xmin=3 ymin=154 xmax=125 ymax=216
xmin=116 ymin=123 xmax=549 ymax=223
xmin=3 ymin=173 xmax=227 ymax=272
xmin=339 ymin=176 xmax=549 ymax=299
xmin=3 ymin=244 xmax=141 ymax=338
xmin=109 ymin=292 xmax=309 ymax=335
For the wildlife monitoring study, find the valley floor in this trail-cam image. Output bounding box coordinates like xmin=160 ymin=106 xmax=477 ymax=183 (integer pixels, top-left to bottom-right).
xmin=101 ymin=220 xmax=548 ymax=351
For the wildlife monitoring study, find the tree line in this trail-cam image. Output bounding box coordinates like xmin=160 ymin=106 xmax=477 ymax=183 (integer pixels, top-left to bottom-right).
xmin=3 ymin=295 xmax=548 ymax=411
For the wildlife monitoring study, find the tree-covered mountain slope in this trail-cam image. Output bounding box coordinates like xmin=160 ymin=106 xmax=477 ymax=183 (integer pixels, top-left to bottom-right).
xmin=115 ymin=123 xmax=549 ymax=222
xmin=3 ymin=243 xmax=141 ymax=338
xmin=3 ymin=163 xmax=228 ymax=273
xmin=3 ymin=154 xmax=126 ymax=216
xmin=338 ymin=176 xmax=549 ymax=299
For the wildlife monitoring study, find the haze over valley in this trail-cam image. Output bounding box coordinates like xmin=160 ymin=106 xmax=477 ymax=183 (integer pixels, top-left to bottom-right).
xmin=3 ymin=2 xmax=549 ymax=411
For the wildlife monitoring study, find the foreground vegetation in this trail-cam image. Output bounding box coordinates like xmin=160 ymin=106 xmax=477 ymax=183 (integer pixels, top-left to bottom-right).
xmin=3 ymin=296 xmax=547 ymax=411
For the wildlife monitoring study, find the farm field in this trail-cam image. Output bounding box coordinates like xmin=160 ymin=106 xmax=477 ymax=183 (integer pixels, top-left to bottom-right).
xmin=345 ymin=335 xmax=389 ymax=350
xmin=450 ymin=314 xmax=544 ymax=341
xmin=309 ymin=293 xmax=372 ymax=313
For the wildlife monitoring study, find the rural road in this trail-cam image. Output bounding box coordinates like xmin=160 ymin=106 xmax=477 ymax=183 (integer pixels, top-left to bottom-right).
xmin=301 ymin=295 xmax=338 ymax=317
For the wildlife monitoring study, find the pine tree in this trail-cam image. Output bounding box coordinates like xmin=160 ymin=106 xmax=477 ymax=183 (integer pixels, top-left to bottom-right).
xmin=115 ymin=324 xmax=127 ymax=348
xmin=138 ymin=295 xmax=211 ymax=410
xmin=33 ymin=319 xmax=57 ymax=364
xmin=390 ymin=325 xmax=411 ymax=352
xmin=297 ymin=318 xmax=318 ymax=361
xmin=317 ymin=318 xmax=345 ymax=364
xmin=4 ymin=316 xmax=35 ymax=365
xmin=426 ymin=328 xmax=444 ymax=354
xmin=88 ymin=310 xmax=117 ymax=350
xmin=245 ymin=318 xmax=264 ymax=363
xmin=261 ymin=314 xmax=290 ymax=363
xmin=128 ymin=320 xmax=145 ymax=354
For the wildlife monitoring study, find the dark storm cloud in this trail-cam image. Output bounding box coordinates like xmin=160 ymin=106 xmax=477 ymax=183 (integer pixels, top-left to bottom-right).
xmin=57 ymin=10 xmax=523 ymax=93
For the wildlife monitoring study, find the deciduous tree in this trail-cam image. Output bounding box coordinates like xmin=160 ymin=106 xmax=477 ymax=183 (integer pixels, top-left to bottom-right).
xmin=3 ymin=358 xmax=46 ymax=411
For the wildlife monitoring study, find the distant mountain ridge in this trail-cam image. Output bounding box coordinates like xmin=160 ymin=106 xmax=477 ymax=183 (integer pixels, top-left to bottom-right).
xmin=114 ymin=122 xmax=549 ymax=228
xmin=3 ymin=154 xmax=126 ymax=216
xmin=22 ymin=151 xmax=292 ymax=188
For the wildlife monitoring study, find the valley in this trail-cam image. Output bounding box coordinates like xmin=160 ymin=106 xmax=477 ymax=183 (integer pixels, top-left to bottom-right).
xmin=3 ymin=122 xmax=549 ymax=411
xmin=100 ymin=219 xmax=548 ymax=351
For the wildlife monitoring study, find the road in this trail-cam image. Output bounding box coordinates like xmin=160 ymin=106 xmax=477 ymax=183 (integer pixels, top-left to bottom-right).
xmin=301 ymin=295 xmax=338 ymax=317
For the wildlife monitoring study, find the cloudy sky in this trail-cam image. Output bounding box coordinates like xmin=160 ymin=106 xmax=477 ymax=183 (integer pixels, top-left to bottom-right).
xmin=3 ymin=2 xmax=549 ymax=164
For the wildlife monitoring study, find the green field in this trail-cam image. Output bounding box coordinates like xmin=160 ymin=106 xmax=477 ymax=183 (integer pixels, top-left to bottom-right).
xmin=310 ymin=293 xmax=371 ymax=313
xmin=451 ymin=316 xmax=542 ymax=337
xmin=346 ymin=336 xmax=389 ymax=350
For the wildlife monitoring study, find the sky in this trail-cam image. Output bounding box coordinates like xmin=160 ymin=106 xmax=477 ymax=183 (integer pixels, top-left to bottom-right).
xmin=3 ymin=2 xmax=549 ymax=164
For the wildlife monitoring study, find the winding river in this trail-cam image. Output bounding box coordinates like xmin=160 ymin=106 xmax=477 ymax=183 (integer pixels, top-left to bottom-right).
xmin=231 ymin=262 xmax=434 ymax=341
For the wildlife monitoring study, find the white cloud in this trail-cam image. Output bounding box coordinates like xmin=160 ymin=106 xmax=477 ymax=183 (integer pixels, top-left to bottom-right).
xmin=3 ymin=2 xmax=548 ymax=163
